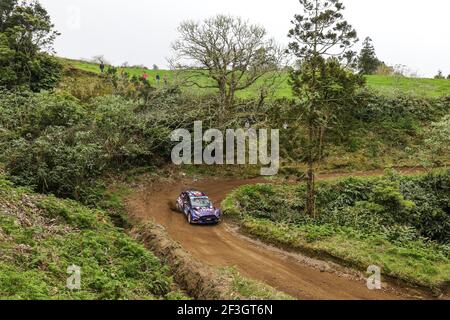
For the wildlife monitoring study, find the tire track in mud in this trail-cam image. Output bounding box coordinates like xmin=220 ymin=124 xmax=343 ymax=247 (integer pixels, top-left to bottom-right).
xmin=126 ymin=168 xmax=434 ymax=300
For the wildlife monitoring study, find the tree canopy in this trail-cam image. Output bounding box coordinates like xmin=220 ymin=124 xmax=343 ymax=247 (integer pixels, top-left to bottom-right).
xmin=0 ymin=0 xmax=61 ymax=91
xmin=171 ymin=14 xmax=284 ymax=110
xmin=357 ymin=37 xmax=380 ymax=75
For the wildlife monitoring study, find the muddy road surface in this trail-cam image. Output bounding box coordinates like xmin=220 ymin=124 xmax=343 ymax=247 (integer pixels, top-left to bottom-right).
xmin=127 ymin=170 xmax=431 ymax=300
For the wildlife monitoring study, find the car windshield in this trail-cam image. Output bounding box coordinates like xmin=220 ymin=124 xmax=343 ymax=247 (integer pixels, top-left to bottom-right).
xmin=191 ymin=197 xmax=212 ymax=208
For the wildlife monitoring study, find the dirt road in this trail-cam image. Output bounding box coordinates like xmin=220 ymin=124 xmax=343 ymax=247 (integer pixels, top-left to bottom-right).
xmin=127 ymin=169 xmax=431 ymax=300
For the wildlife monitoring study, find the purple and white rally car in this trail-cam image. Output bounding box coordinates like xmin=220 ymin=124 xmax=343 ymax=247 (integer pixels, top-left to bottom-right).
xmin=176 ymin=190 xmax=222 ymax=225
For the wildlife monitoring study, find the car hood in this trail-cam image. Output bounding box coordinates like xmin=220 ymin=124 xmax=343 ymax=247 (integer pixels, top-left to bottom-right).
xmin=192 ymin=207 xmax=220 ymax=216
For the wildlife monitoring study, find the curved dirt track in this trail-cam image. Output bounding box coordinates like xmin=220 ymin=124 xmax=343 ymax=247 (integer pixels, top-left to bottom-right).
xmin=127 ymin=169 xmax=431 ymax=300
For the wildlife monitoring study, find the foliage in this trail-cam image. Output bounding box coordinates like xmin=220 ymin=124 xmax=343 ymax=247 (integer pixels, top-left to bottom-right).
xmin=434 ymin=70 xmax=445 ymax=80
xmin=287 ymin=0 xmax=358 ymax=64
xmin=57 ymin=67 xmax=115 ymax=102
xmin=0 ymin=0 xmax=62 ymax=91
xmin=0 ymin=91 xmax=178 ymax=200
xmin=0 ymin=176 xmax=181 ymax=299
xmin=357 ymin=37 xmax=381 ymax=75
xmin=226 ymin=171 xmax=450 ymax=244
xmin=408 ymin=114 xmax=450 ymax=168
xmin=1 ymin=75 xmax=448 ymax=201
xmin=287 ymin=0 xmax=361 ymax=216
xmin=288 ymin=57 xmax=365 ymax=214
xmin=171 ymin=14 xmax=284 ymax=110
xmin=224 ymin=171 xmax=450 ymax=289
xmin=240 ymin=217 xmax=449 ymax=290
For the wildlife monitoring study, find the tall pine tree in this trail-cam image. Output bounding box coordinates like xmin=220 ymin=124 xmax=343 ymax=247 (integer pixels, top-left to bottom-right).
xmin=288 ymin=0 xmax=364 ymax=217
xmin=357 ymin=37 xmax=380 ymax=75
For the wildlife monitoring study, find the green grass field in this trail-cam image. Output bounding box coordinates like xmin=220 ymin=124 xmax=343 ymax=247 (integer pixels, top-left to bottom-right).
xmin=63 ymin=58 xmax=450 ymax=98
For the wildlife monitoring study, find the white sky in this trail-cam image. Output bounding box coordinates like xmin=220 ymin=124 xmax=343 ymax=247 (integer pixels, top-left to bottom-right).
xmin=40 ymin=0 xmax=450 ymax=77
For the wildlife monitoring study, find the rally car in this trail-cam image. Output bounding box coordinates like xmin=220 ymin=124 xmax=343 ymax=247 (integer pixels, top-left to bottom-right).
xmin=176 ymin=191 xmax=222 ymax=225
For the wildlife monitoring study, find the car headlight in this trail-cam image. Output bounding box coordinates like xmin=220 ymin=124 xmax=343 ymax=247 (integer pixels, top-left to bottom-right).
xmin=191 ymin=210 xmax=201 ymax=218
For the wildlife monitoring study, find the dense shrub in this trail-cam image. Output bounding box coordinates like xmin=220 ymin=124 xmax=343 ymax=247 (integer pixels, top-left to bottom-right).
xmin=0 ymin=89 xmax=221 ymax=200
xmin=257 ymin=90 xmax=449 ymax=165
xmin=5 ymin=128 xmax=104 ymax=199
xmin=0 ymin=1 xmax=62 ymax=91
xmin=0 ymin=175 xmax=177 ymax=299
xmin=0 ymin=90 xmax=87 ymax=135
xmin=57 ymin=68 xmax=114 ymax=102
xmin=354 ymin=91 xmax=448 ymax=123
xmin=0 ymin=91 xmax=169 ymax=199
xmin=417 ymin=115 xmax=450 ymax=167
xmin=230 ymin=171 xmax=450 ymax=244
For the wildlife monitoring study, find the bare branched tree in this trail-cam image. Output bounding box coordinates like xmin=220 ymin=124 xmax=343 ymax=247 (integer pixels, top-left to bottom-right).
xmin=91 ymin=55 xmax=109 ymax=65
xmin=170 ymin=14 xmax=284 ymax=111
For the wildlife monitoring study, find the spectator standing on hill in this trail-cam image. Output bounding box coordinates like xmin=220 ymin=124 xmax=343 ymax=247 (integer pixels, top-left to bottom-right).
xmin=142 ymin=73 xmax=149 ymax=81
xmin=99 ymin=61 xmax=105 ymax=74
xmin=163 ymin=74 xmax=168 ymax=86
xmin=156 ymin=74 xmax=161 ymax=84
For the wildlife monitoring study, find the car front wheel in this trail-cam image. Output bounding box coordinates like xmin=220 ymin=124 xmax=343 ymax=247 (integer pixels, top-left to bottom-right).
xmin=187 ymin=213 xmax=193 ymax=224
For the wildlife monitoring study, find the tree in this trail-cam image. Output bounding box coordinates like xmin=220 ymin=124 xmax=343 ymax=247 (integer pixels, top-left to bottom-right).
xmin=287 ymin=0 xmax=363 ymax=217
xmin=0 ymin=0 xmax=61 ymax=91
xmin=357 ymin=37 xmax=380 ymax=75
xmin=434 ymin=70 xmax=445 ymax=79
xmin=447 ymin=74 xmax=450 ymax=80
xmin=171 ymin=14 xmax=283 ymax=111
xmin=91 ymin=55 xmax=109 ymax=65
xmin=152 ymin=64 xmax=159 ymax=71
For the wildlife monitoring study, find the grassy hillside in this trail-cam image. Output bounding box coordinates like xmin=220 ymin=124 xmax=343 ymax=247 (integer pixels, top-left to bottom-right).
xmin=0 ymin=175 xmax=183 ymax=300
xmin=62 ymin=58 xmax=450 ymax=98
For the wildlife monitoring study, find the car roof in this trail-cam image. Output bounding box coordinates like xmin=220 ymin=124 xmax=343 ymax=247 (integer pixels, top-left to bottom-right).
xmin=185 ymin=190 xmax=207 ymax=198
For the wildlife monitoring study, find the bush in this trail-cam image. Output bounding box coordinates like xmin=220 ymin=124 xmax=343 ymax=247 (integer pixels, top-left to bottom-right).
xmin=89 ymin=95 xmax=173 ymax=166
xmin=5 ymin=128 xmax=104 ymax=199
xmin=0 ymin=90 xmax=208 ymax=200
xmin=228 ymin=171 xmax=450 ymax=244
xmin=0 ymin=176 xmax=176 ymax=299
xmin=0 ymin=1 xmax=62 ymax=92
xmin=0 ymin=90 xmax=87 ymax=136
xmin=0 ymin=92 xmax=133 ymax=198
xmin=353 ymin=90 xmax=448 ymax=124
xmin=225 ymin=172 xmax=450 ymax=289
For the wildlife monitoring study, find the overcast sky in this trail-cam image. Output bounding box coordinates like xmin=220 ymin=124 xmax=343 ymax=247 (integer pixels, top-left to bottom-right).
xmin=40 ymin=0 xmax=450 ymax=77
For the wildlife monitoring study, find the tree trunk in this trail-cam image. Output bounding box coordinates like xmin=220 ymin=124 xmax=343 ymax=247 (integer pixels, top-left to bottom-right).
xmin=227 ymin=83 xmax=235 ymax=108
xmin=306 ymin=123 xmax=316 ymax=218
xmin=306 ymin=160 xmax=316 ymax=218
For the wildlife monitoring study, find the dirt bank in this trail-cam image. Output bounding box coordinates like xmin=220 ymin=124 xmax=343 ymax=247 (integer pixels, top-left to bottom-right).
xmin=131 ymin=222 xmax=239 ymax=300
